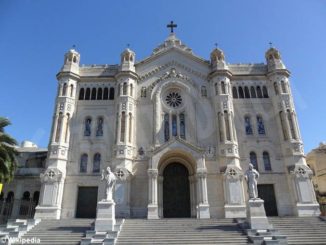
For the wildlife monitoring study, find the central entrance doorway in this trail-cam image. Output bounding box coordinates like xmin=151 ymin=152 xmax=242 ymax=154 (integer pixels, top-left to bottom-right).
xmin=163 ymin=163 xmax=191 ymax=218
xmin=76 ymin=186 xmax=98 ymax=218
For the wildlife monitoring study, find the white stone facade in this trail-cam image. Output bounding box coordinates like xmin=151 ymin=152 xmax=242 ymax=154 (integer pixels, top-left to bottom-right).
xmin=33 ymin=33 xmax=320 ymax=220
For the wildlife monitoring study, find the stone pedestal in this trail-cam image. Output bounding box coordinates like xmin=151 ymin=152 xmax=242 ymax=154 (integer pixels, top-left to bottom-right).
xmin=197 ymin=203 xmax=210 ymax=219
xmin=247 ymin=199 xmax=272 ymax=230
xmin=95 ymin=200 xmax=116 ymax=232
xmin=147 ymin=204 xmax=159 ymax=219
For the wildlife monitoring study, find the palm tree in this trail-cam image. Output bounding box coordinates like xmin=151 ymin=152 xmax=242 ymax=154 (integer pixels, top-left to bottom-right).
xmin=0 ymin=117 xmax=18 ymax=183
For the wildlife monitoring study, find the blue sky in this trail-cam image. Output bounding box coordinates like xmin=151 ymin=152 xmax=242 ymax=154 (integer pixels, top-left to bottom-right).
xmin=0 ymin=0 xmax=325 ymax=153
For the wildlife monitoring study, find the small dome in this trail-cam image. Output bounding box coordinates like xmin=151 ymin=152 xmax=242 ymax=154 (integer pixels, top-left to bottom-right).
xmin=265 ymin=47 xmax=281 ymax=60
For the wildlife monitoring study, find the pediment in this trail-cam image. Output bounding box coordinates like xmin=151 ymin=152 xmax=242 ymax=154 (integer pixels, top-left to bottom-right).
xmin=151 ymin=137 xmax=205 ymax=158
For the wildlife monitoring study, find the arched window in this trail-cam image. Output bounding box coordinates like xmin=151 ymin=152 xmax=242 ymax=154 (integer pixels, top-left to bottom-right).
xmin=263 ymin=151 xmax=272 ymax=171
xmin=221 ymin=81 xmax=226 ymax=94
xmin=232 ymin=87 xmax=238 ymax=98
xmin=84 ymin=117 xmax=92 ymax=136
xmin=19 ymin=191 xmax=31 ymax=215
xmin=262 ymin=86 xmax=269 ymax=98
xmin=224 ymin=111 xmax=231 ymax=141
xmin=85 ymin=88 xmax=91 ymax=100
xmin=130 ymin=84 xmax=133 ymax=97
xmin=250 ymin=152 xmax=258 ymax=170
xmin=55 ymin=113 xmax=63 ymax=142
xmin=22 ymin=191 xmax=30 ymax=200
xmin=215 ymin=83 xmax=218 ymax=95
xmin=62 ymin=83 xmax=67 ymax=96
xmin=93 ymin=153 xmax=101 ymax=173
xmin=274 ymin=82 xmax=279 ymax=95
xmin=256 ymin=115 xmax=266 ymax=135
xmin=164 ymin=113 xmax=169 ymax=142
xmin=244 ymin=115 xmax=253 ymax=135
xmin=128 ymin=113 xmax=132 ymax=143
xmin=218 ymin=112 xmax=223 ymax=142
xmin=6 ymin=192 xmax=14 ymax=202
xmin=244 ymin=86 xmax=250 ymax=98
xmin=287 ymin=110 xmax=297 ymax=139
xmin=120 ymin=112 xmax=126 ymax=142
xmin=97 ymin=88 xmax=103 ymax=100
xmin=201 ymin=86 xmax=207 ymax=97
xmin=141 ymin=87 xmax=146 ymax=98
xmin=180 ymin=113 xmax=185 ymax=139
xmin=96 ymin=117 xmax=103 ymax=136
xmin=172 ymin=114 xmax=177 ymax=136
xmin=123 ymin=83 xmax=127 ymax=95
xmin=250 ymin=86 xmax=257 ymax=98
xmin=80 ymin=154 xmax=88 ymax=173
xmin=103 ymin=87 xmax=109 ymax=100
xmin=256 ymin=86 xmax=263 ymax=98
xmin=70 ymin=84 xmax=74 ymax=97
xmin=64 ymin=113 xmax=70 ymax=143
xmin=279 ymin=111 xmax=287 ymax=140
xmin=281 ymin=81 xmax=287 ymax=93
xmin=109 ymin=87 xmax=115 ymax=100
xmin=79 ymin=88 xmax=85 ymax=100
xmin=91 ymin=88 xmax=96 ymax=100
xmin=238 ymin=87 xmax=244 ymax=98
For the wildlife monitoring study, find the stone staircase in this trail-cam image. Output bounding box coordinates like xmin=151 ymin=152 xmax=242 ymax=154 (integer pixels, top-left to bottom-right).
xmin=11 ymin=219 xmax=94 ymax=245
xmin=115 ymin=218 xmax=249 ymax=245
xmin=269 ymin=217 xmax=326 ymax=245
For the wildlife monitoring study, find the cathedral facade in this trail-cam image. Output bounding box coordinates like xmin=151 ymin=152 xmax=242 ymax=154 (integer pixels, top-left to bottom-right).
xmin=33 ymin=33 xmax=320 ymax=220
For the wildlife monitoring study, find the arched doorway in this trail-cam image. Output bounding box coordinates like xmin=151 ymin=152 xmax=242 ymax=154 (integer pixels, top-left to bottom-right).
xmin=163 ymin=163 xmax=190 ymax=218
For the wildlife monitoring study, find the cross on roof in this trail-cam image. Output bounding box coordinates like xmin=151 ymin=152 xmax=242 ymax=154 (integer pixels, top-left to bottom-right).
xmin=269 ymin=42 xmax=273 ymax=48
xmin=167 ymin=21 xmax=177 ymax=33
xmin=214 ymin=43 xmax=218 ymax=48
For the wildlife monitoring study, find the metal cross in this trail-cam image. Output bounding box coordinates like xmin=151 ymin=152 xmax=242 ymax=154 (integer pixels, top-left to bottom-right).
xmin=167 ymin=21 xmax=177 ymax=33
xmin=214 ymin=43 xmax=218 ymax=48
xmin=269 ymin=42 xmax=273 ymax=48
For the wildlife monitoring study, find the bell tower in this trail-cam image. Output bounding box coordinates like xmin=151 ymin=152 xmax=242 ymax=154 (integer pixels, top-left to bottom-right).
xmin=267 ymin=46 xmax=320 ymax=216
xmin=35 ymin=48 xmax=80 ymax=219
xmin=209 ymin=48 xmax=246 ymax=218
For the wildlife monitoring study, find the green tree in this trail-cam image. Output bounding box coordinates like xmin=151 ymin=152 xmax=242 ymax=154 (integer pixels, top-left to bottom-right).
xmin=0 ymin=117 xmax=18 ymax=183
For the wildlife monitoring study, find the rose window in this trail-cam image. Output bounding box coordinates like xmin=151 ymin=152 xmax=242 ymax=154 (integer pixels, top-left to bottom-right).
xmin=165 ymin=92 xmax=182 ymax=108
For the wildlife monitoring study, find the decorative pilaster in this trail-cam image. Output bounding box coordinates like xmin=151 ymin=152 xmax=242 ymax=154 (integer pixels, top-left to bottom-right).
xmin=147 ymin=169 xmax=159 ymax=219
xmin=196 ymin=168 xmax=210 ymax=219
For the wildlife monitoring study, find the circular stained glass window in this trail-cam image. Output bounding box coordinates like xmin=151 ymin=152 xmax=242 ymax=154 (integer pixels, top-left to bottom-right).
xmin=165 ymin=92 xmax=182 ymax=108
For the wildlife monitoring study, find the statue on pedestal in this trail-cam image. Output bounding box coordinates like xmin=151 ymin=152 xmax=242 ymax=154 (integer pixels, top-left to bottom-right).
xmin=101 ymin=167 xmax=117 ymax=201
xmin=245 ymin=163 xmax=259 ymax=199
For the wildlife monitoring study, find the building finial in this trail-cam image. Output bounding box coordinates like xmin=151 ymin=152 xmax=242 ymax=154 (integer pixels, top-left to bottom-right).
xmin=214 ymin=43 xmax=218 ymax=49
xmin=269 ymin=42 xmax=273 ymax=48
xmin=167 ymin=21 xmax=177 ymax=33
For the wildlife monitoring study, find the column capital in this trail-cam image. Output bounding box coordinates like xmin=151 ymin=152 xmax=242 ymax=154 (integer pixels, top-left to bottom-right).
xmin=147 ymin=168 xmax=158 ymax=178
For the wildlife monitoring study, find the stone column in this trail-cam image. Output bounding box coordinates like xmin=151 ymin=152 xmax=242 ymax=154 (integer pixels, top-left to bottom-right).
xmin=158 ymin=176 xmax=163 ymax=218
xmin=196 ymin=169 xmax=210 ymax=219
xmin=227 ymin=112 xmax=234 ymax=141
xmin=189 ymin=175 xmax=196 ymax=217
xmin=116 ymin=113 xmax=121 ymax=143
xmin=223 ymin=166 xmax=246 ymax=218
xmin=147 ymin=169 xmax=159 ymax=219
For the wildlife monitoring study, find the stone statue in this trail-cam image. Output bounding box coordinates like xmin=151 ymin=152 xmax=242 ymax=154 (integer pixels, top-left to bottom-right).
xmin=245 ymin=163 xmax=260 ymax=199
xmin=101 ymin=167 xmax=117 ymax=201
